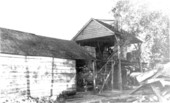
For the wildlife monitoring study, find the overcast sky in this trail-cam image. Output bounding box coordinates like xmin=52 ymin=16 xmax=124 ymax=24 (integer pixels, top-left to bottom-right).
xmin=0 ymin=0 xmax=169 ymax=40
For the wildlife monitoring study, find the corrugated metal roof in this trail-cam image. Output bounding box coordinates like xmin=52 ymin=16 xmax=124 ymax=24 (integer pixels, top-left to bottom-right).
xmin=0 ymin=27 xmax=93 ymax=60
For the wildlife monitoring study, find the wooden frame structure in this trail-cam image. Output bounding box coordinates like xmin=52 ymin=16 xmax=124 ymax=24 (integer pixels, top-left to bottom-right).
xmin=72 ymin=18 xmax=142 ymax=91
xmin=0 ymin=27 xmax=94 ymax=102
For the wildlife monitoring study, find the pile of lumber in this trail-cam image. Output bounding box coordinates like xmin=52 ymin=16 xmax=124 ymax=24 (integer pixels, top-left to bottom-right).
xmin=129 ymin=62 xmax=170 ymax=102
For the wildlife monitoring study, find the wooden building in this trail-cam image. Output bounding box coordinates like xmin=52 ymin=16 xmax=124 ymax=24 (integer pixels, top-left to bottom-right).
xmin=0 ymin=27 xmax=93 ymax=102
xmin=72 ymin=18 xmax=142 ymax=91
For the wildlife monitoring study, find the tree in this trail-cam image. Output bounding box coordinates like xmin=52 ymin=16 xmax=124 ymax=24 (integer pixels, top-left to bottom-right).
xmin=111 ymin=0 xmax=169 ymax=68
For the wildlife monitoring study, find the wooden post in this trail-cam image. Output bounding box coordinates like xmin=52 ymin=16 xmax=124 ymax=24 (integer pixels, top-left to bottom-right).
xmin=111 ymin=60 xmax=115 ymax=90
xmin=99 ymin=70 xmax=112 ymax=94
xmin=169 ymin=29 xmax=170 ymax=61
xmin=114 ymin=34 xmax=123 ymax=90
xmin=25 ymin=56 xmax=30 ymax=99
xmin=104 ymin=63 xmax=107 ymax=73
xmin=50 ymin=58 xmax=54 ymax=96
xmin=92 ymin=60 xmax=96 ymax=91
xmin=138 ymin=43 xmax=143 ymax=72
xmin=118 ymin=44 xmax=123 ymax=90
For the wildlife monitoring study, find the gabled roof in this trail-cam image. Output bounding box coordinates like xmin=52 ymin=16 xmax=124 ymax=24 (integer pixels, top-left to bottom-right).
xmin=0 ymin=27 xmax=93 ymax=60
xmin=72 ymin=18 xmax=114 ymax=41
xmin=72 ymin=18 xmax=142 ymax=44
xmin=95 ymin=19 xmax=142 ymax=43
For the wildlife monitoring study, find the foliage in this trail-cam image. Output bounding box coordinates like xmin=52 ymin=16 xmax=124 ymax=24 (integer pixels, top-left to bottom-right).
xmin=111 ymin=0 xmax=169 ymax=68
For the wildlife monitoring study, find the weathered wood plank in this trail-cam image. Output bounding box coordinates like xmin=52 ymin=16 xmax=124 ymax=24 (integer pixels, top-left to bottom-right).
xmin=0 ymin=54 xmax=77 ymax=100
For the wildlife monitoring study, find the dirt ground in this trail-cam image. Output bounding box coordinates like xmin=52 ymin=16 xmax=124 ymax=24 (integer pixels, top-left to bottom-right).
xmin=66 ymin=90 xmax=133 ymax=103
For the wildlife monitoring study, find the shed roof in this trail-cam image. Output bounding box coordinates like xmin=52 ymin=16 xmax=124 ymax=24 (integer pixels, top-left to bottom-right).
xmin=0 ymin=27 xmax=93 ymax=60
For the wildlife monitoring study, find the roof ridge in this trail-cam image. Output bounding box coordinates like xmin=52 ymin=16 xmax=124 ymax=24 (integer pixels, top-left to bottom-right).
xmin=0 ymin=27 xmax=35 ymax=35
xmin=0 ymin=27 xmax=70 ymax=41
xmin=0 ymin=27 xmax=94 ymax=60
xmin=72 ymin=18 xmax=94 ymax=40
xmin=94 ymin=19 xmax=142 ymax=43
xmin=94 ymin=19 xmax=118 ymax=33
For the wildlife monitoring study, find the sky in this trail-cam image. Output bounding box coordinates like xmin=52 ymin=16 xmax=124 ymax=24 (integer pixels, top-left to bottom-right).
xmin=0 ymin=0 xmax=113 ymax=40
xmin=0 ymin=0 xmax=169 ymax=40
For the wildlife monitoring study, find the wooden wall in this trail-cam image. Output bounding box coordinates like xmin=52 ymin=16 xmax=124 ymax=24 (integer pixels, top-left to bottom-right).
xmin=0 ymin=54 xmax=27 ymax=101
xmin=0 ymin=53 xmax=76 ymax=102
xmin=76 ymin=20 xmax=113 ymax=41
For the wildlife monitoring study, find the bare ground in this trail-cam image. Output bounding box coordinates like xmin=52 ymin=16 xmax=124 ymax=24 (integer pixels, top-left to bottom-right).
xmin=66 ymin=90 xmax=134 ymax=103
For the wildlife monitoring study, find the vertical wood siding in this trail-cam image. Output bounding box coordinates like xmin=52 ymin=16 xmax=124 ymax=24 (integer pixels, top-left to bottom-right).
xmin=0 ymin=54 xmax=76 ymax=101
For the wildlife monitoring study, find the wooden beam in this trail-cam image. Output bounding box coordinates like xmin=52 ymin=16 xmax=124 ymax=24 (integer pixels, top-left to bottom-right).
xmin=92 ymin=60 xmax=96 ymax=91
xmin=50 ymin=58 xmax=54 ymax=96
xmin=151 ymin=85 xmax=168 ymax=102
xmin=111 ymin=60 xmax=115 ymax=90
xmin=114 ymin=34 xmax=123 ymax=90
xmin=25 ymin=56 xmax=30 ymax=99
xmin=99 ymin=70 xmax=112 ymax=94
xmin=130 ymin=85 xmax=143 ymax=95
xmin=118 ymin=44 xmax=123 ymax=90
xmin=138 ymin=43 xmax=143 ymax=72
xmin=118 ymin=57 xmax=122 ymax=90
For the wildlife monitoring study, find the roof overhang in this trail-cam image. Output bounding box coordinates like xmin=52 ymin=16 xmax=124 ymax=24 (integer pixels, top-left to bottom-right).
xmin=73 ymin=18 xmax=142 ymax=46
xmin=76 ymin=35 xmax=116 ymax=47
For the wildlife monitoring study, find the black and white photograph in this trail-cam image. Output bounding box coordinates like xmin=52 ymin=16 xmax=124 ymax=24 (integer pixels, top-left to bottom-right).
xmin=0 ymin=0 xmax=170 ymax=103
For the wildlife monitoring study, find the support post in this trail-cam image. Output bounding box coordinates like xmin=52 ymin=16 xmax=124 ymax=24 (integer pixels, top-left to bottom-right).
xmin=111 ymin=60 xmax=115 ymax=90
xmin=50 ymin=58 xmax=54 ymax=96
xmin=92 ymin=60 xmax=96 ymax=91
xmin=138 ymin=43 xmax=143 ymax=72
xmin=118 ymin=44 xmax=122 ymax=90
xmin=114 ymin=34 xmax=123 ymax=90
xmin=25 ymin=56 xmax=30 ymax=99
xmin=99 ymin=70 xmax=112 ymax=94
